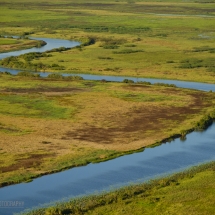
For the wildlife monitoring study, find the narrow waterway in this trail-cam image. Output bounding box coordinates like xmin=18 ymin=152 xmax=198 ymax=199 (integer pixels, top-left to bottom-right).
xmin=0 ymin=37 xmax=215 ymax=92
xmin=0 ymin=37 xmax=214 ymax=215
xmin=0 ymin=37 xmax=80 ymax=59
xmin=1 ymin=66 xmax=215 ymax=92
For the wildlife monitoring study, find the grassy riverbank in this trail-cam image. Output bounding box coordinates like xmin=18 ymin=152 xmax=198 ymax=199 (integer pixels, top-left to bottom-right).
xmin=0 ymin=0 xmax=215 ymax=213
xmin=0 ymin=37 xmax=46 ymax=53
xmin=0 ymin=0 xmax=215 ymax=83
xmin=22 ymin=161 xmax=215 ymax=215
xmin=0 ymin=73 xmax=215 ymax=187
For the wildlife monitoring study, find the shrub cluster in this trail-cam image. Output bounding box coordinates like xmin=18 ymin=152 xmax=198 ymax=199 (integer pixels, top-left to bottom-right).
xmin=179 ymin=58 xmax=215 ymax=71
xmin=195 ymin=115 xmax=213 ymax=131
xmin=0 ymin=51 xmax=66 ymax=71
xmin=192 ymin=46 xmax=215 ymax=53
xmin=47 ymin=73 xmax=83 ymax=80
xmin=113 ymin=49 xmax=144 ymax=54
xmin=136 ymin=81 xmax=152 ymax=85
xmin=154 ymin=83 xmax=176 ymax=87
xmin=122 ymin=79 xmax=134 ymax=83
xmin=17 ymin=71 xmax=40 ymax=77
xmin=69 ymin=25 xmax=151 ymax=34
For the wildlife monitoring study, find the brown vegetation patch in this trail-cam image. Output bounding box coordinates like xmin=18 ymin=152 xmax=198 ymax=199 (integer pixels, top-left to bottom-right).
xmin=0 ymin=87 xmax=86 ymax=94
xmin=0 ymin=153 xmax=53 ymax=173
xmin=66 ymin=91 xmax=210 ymax=144
xmin=0 ymin=40 xmax=39 ymax=52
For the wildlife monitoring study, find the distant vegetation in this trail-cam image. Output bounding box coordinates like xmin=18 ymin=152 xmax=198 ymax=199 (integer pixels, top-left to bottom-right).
xmin=0 ymin=0 xmax=215 ymax=82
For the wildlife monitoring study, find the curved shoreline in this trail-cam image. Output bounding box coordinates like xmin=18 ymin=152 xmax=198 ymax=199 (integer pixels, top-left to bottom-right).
xmin=0 ymin=37 xmax=215 ymax=86
xmin=22 ymin=160 xmax=215 ymax=215
xmin=0 ymin=36 xmax=215 ymax=215
xmin=0 ymin=114 xmax=214 ymax=189
xmin=0 ymin=36 xmax=214 ymax=189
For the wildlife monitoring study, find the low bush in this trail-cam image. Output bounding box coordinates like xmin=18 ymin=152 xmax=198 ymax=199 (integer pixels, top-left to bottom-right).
xmin=64 ymin=75 xmax=83 ymax=80
xmin=136 ymin=81 xmax=152 ymax=85
xmin=113 ymin=49 xmax=144 ymax=54
xmin=17 ymin=71 xmax=40 ymax=77
xmin=195 ymin=115 xmax=213 ymax=130
xmin=123 ymin=79 xmax=134 ymax=83
xmin=47 ymin=73 xmax=63 ymax=79
xmin=154 ymin=83 xmax=176 ymax=87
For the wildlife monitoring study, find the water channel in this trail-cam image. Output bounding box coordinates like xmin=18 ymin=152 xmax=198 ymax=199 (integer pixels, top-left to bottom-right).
xmin=0 ymin=37 xmax=215 ymax=92
xmin=0 ymin=37 xmax=214 ymax=215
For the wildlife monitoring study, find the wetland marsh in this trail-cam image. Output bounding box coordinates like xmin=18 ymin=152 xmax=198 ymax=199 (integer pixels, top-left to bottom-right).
xmin=0 ymin=0 xmax=215 ymax=214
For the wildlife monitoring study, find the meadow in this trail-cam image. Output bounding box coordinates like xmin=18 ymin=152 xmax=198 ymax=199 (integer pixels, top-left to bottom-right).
xmin=0 ymin=0 xmax=215 ymax=82
xmin=0 ymin=0 xmax=215 ymax=214
xmin=0 ymin=37 xmax=45 ymax=53
xmin=0 ymin=73 xmax=214 ymax=186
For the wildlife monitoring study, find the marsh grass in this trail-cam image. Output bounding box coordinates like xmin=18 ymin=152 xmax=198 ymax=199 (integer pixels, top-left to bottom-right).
xmin=0 ymin=74 xmax=214 ymax=187
xmin=1 ymin=0 xmax=215 ymax=197
xmin=0 ymin=0 xmax=215 ymax=82
xmin=22 ymin=161 xmax=215 ymax=215
xmin=0 ymin=37 xmax=44 ymax=53
xmin=0 ymin=94 xmax=75 ymax=119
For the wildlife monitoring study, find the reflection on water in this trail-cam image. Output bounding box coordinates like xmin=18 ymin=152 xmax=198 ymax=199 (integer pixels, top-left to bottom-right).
xmin=0 ymin=123 xmax=215 ymax=215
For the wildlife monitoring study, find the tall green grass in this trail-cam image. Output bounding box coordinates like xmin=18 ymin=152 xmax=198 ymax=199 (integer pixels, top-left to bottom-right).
xmin=0 ymin=94 xmax=76 ymax=119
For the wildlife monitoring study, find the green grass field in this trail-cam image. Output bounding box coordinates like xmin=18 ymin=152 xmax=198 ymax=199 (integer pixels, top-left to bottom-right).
xmin=0 ymin=0 xmax=215 ymax=82
xmin=0 ymin=38 xmax=18 ymax=45
xmin=0 ymin=1 xmax=215 ymax=214
xmin=0 ymin=73 xmax=214 ymax=187
xmin=0 ymin=37 xmax=44 ymax=53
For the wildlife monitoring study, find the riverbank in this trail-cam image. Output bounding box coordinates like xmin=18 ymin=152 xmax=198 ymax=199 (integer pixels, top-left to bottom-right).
xmin=1 ymin=0 xmax=215 ymax=83
xmin=0 ymin=37 xmax=46 ymax=53
xmin=0 ymin=73 xmax=215 ymax=188
xmin=23 ymin=161 xmax=215 ymax=215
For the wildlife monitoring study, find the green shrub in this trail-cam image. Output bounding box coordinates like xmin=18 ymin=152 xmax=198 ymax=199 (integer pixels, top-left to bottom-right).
xmin=136 ymin=81 xmax=151 ymax=85
xmin=17 ymin=71 xmax=40 ymax=77
xmin=47 ymin=73 xmax=63 ymax=79
xmin=103 ymin=45 xmax=119 ymax=49
xmin=1 ymin=71 xmax=12 ymax=75
xmin=154 ymin=83 xmax=176 ymax=87
xmin=113 ymin=49 xmax=144 ymax=54
xmin=195 ymin=115 xmax=213 ymax=130
xmin=123 ymin=79 xmax=134 ymax=83
xmin=64 ymin=75 xmax=83 ymax=80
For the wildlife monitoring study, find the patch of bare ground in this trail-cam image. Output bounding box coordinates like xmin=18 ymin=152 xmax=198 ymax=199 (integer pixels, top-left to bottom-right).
xmin=0 ymin=83 xmax=214 ymax=178
xmin=0 ymin=154 xmax=53 ymax=173
xmin=65 ymin=91 xmax=212 ymax=150
xmin=0 ymin=87 xmax=87 ymax=95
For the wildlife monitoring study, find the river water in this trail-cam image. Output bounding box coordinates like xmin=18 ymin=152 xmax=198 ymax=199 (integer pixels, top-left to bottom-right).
xmin=0 ymin=37 xmax=80 ymax=59
xmin=0 ymin=37 xmax=215 ymax=92
xmin=0 ymin=37 xmax=214 ymax=215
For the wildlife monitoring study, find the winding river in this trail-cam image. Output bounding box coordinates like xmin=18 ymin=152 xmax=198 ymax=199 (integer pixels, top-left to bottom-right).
xmin=0 ymin=37 xmax=215 ymax=92
xmin=0 ymin=37 xmax=215 ymax=215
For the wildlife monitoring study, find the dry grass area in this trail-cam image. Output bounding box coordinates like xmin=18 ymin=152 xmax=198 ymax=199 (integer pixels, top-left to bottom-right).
xmin=0 ymin=74 xmax=214 ymax=185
